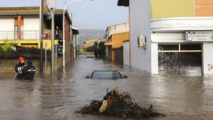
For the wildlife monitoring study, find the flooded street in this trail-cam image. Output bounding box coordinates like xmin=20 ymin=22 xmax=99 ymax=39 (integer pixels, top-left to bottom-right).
xmin=0 ymin=55 xmax=213 ymax=120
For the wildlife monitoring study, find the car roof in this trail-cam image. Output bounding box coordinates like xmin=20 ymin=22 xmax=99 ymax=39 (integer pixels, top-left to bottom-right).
xmin=93 ymin=70 xmax=119 ymax=72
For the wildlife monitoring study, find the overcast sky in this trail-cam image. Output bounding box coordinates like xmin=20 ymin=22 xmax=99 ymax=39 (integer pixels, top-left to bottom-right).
xmin=0 ymin=0 xmax=128 ymax=30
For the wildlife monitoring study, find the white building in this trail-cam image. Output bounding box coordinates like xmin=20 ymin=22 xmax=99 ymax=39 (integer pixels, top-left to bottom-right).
xmin=118 ymin=0 xmax=213 ymax=75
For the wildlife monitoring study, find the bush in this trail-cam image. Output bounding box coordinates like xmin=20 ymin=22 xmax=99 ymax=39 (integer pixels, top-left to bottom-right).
xmin=87 ymin=45 xmax=96 ymax=52
xmin=3 ymin=40 xmax=13 ymax=54
xmin=1 ymin=39 xmax=18 ymax=54
xmin=0 ymin=46 xmax=4 ymax=53
xmin=98 ymin=42 xmax=106 ymax=58
xmin=4 ymin=46 xmax=13 ymax=54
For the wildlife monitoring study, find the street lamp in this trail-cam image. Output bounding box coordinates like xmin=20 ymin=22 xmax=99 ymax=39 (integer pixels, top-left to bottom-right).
xmin=63 ymin=0 xmax=87 ymax=67
xmin=76 ymin=34 xmax=85 ymax=56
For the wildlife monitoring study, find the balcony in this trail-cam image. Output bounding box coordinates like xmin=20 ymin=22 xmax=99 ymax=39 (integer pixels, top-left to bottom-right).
xmin=0 ymin=30 xmax=63 ymax=40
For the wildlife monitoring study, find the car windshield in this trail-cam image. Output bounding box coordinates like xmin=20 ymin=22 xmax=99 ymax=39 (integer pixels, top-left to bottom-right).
xmin=91 ymin=71 xmax=122 ymax=79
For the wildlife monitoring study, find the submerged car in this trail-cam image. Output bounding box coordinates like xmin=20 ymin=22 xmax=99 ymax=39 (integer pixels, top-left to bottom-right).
xmin=86 ymin=70 xmax=128 ymax=79
xmin=86 ymin=56 xmax=94 ymax=58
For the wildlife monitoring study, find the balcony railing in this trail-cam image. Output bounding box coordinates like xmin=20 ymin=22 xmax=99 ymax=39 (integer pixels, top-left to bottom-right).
xmin=0 ymin=30 xmax=51 ymax=40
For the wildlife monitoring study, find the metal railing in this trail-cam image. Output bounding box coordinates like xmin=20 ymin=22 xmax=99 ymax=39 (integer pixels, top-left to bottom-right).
xmin=0 ymin=30 xmax=51 ymax=40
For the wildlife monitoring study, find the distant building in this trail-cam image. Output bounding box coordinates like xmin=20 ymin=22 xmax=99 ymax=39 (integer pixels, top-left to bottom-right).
xmin=105 ymin=23 xmax=129 ymax=63
xmin=84 ymin=38 xmax=105 ymax=49
xmin=0 ymin=5 xmax=78 ymax=64
xmin=118 ymin=0 xmax=213 ymax=74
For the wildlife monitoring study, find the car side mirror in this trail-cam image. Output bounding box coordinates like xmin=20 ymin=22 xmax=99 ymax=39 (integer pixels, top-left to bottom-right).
xmin=86 ymin=76 xmax=90 ymax=78
xmin=123 ymin=76 xmax=128 ymax=78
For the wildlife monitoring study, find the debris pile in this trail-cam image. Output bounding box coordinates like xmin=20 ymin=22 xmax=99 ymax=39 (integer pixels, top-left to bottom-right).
xmin=75 ymin=89 xmax=165 ymax=119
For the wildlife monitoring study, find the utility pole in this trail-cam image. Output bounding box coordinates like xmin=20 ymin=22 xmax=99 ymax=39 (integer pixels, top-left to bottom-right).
xmin=40 ymin=0 xmax=44 ymax=75
xmin=48 ymin=0 xmax=56 ymax=74
xmin=97 ymin=29 xmax=99 ymax=58
xmin=97 ymin=29 xmax=99 ymax=39
xmin=51 ymin=9 xmax=55 ymax=74
xmin=63 ymin=0 xmax=88 ymax=66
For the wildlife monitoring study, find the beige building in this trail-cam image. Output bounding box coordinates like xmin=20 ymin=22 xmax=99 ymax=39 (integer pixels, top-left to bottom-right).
xmin=83 ymin=38 xmax=105 ymax=48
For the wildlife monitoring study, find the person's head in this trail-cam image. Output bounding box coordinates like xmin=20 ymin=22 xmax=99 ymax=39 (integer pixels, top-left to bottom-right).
xmin=19 ymin=57 xmax=24 ymax=64
xmin=56 ymin=26 xmax=58 ymax=29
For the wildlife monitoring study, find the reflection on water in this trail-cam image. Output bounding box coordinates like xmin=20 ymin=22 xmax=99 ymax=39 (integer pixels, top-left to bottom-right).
xmin=159 ymin=53 xmax=202 ymax=76
xmin=0 ymin=55 xmax=213 ymax=120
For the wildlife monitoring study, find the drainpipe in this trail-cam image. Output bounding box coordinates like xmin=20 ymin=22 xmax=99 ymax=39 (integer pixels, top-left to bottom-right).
xmin=18 ymin=16 xmax=21 ymax=40
xmin=129 ymin=6 xmax=131 ymax=68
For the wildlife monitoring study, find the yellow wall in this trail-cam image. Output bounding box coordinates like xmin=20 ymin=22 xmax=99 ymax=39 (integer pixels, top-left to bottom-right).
xmin=150 ymin=0 xmax=194 ymax=19
xmin=79 ymin=48 xmax=84 ymax=53
xmin=0 ymin=40 xmax=58 ymax=50
xmin=111 ymin=32 xmax=129 ymax=48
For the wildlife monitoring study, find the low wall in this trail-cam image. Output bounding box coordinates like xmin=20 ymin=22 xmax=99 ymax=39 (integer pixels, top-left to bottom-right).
xmin=82 ymin=52 xmax=94 ymax=55
xmin=0 ymin=56 xmax=64 ymax=75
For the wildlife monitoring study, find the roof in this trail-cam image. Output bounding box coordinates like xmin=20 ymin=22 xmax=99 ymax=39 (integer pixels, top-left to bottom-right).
xmin=93 ymin=70 xmax=119 ymax=72
xmin=0 ymin=6 xmax=72 ymax=24
xmin=106 ymin=22 xmax=129 ymax=31
xmin=117 ymin=0 xmax=129 ymax=7
xmin=84 ymin=38 xmax=105 ymax=42
xmin=104 ymin=42 xmax=112 ymax=46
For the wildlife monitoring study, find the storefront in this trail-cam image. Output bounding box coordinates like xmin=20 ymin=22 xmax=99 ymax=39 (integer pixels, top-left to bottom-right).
xmin=151 ymin=17 xmax=213 ymax=75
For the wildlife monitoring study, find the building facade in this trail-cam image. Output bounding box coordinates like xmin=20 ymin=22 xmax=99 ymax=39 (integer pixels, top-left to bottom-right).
xmin=118 ymin=0 xmax=213 ymax=74
xmin=105 ymin=23 xmax=129 ymax=62
xmin=0 ymin=6 xmax=76 ymax=64
xmin=84 ymin=38 xmax=105 ymax=49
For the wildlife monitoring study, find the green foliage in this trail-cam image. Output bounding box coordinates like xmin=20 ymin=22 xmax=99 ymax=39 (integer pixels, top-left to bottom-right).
xmin=98 ymin=42 xmax=106 ymax=58
xmin=94 ymin=47 xmax=98 ymax=58
xmin=86 ymin=41 xmax=106 ymax=58
xmin=87 ymin=45 xmax=96 ymax=52
xmin=10 ymin=40 xmax=19 ymax=46
xmin=93 ymin=41 xmax=106 ymax=58
xmin=1 ymin=39 xmax=18 ymax=54
xmin=3 ymin=40 xmax=12 ymax=54
xmin=0 ymin=46 xmax=4 ymax=53
xmin=5 ymin=46 xmax=13 ymax=54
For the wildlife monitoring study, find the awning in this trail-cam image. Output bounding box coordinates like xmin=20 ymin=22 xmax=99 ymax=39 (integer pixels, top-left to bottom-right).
xmin=71 ymin=27 xmax=79 ymax=35
xmin=104 ymin=42 xmax=112 ymax=46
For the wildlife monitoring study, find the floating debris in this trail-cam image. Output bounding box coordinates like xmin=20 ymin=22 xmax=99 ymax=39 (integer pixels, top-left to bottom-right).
xmin=75 ymin=89 xmax=165 ymax=119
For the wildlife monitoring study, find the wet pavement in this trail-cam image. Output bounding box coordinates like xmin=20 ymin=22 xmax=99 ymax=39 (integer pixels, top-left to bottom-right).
xmin=0 ymin=55 xmax=213 ymax=120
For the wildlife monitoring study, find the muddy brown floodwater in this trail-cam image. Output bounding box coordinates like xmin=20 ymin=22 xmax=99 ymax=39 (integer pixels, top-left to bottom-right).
xmin=0 ymin=55 xmax=213 ymax=120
